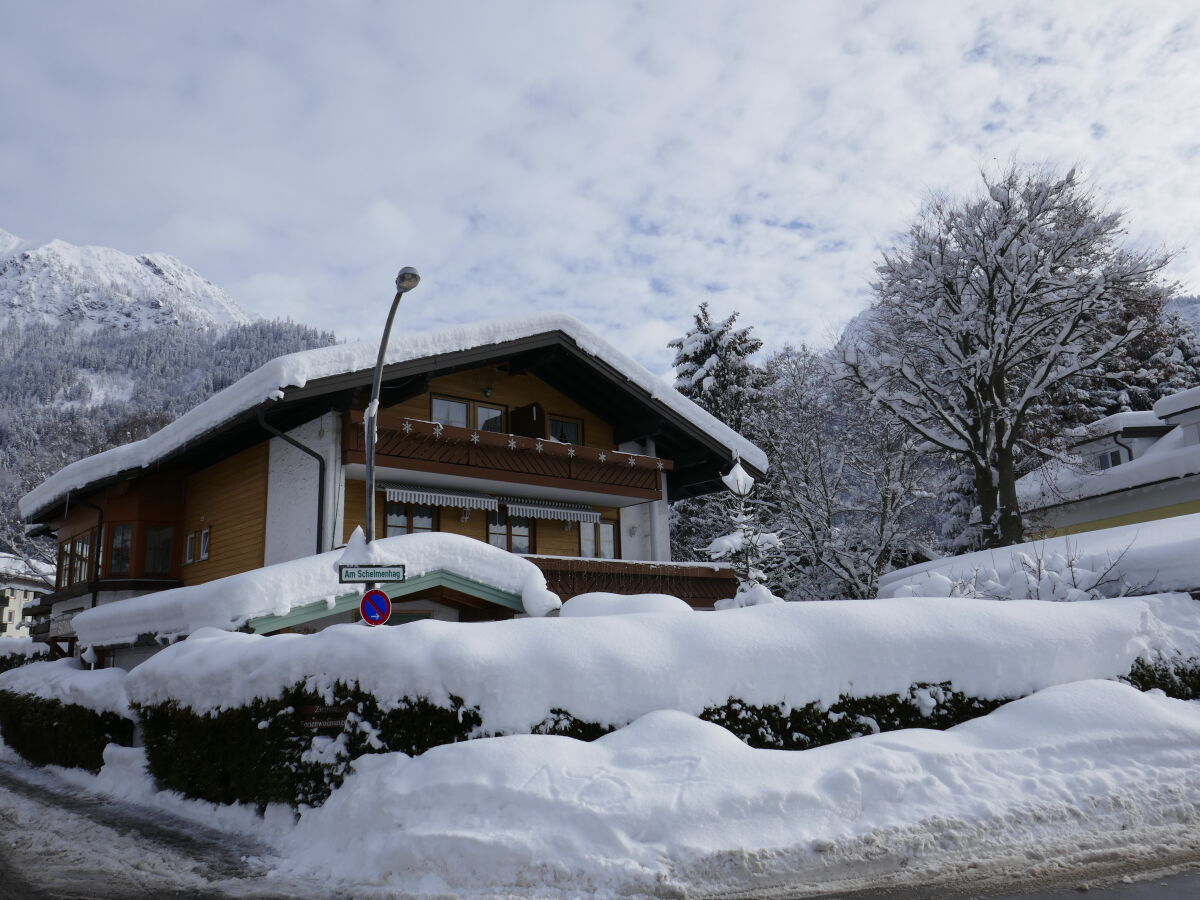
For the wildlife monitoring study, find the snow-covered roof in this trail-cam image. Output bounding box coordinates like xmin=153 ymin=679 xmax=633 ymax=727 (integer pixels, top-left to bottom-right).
xmin=879 ymin=512 xmax=1200 ymax=598
xmin=72 ymin=532 xmax=561 ymax=648
xmin=21 ymin=313 xmax=766 ymax=520
xmin=1067 ymin=410 xmax=1166 ymax=442
xmin=1153 ymin=383 xmax=1200 ymax=420
xmin=1018 ymin=424 xmax=1199 ymax=509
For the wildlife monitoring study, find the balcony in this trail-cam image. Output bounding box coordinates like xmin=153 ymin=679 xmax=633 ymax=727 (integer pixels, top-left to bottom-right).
xmin=344 ymin=411 xmax=672 ymax=501
xmin=527 ymin=556 xmax=735 ymax=608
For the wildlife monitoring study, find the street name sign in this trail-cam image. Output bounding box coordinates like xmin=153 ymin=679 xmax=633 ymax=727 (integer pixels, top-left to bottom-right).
xmin=339 ymin=564 xmax=407 ymax=584
xmin=359 ymin=589 xmax=392 ymax=626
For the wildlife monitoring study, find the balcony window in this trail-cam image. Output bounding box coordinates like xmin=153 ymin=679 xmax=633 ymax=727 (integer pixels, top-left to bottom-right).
xmin=144 ymin=526 xmax=173 ymax=576
xmin=109 ymin=525 xmax=132 ymax=576
xmin=476 ymin=404 xmax=505 ymax=433
xmin=489 ymin=512 xmax=533 ymax=554
xmin=580 ymin=521 xmax=618 ymax=559
xmin=386 ymin=503 xmax=436 ymax=536
xmin=549 ymin=416 xmax=582 ymax=444
xmin=431 ymin=397 xmax=469 ymax=429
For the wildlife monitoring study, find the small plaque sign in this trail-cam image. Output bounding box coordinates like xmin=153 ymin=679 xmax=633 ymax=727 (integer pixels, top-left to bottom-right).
xmin=339 ymin=564 xmax=407 ymax=584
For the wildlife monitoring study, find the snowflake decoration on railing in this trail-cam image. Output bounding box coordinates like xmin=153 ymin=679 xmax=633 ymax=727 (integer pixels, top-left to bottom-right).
xmin=597 ymin=451 xmax=607 ymax=463
xmin=432 ymin=422 xmax=444 ymax=438
xmin=401 ymin=420 xmax=413 ymax=434
xmin=655 ymin=460 xmax=664 ymax=471
xmin=507 ymin=436 xmax=518 ymax=450
xmin=625 ymin=455 xmax=636 ymax=467
xmin=567 ymin=446 xmax=576 ymax=458
xmin=470 ymin=431 xmax=480 ymax=445
xmin=535 ymin=439 xmax=544 ymax=453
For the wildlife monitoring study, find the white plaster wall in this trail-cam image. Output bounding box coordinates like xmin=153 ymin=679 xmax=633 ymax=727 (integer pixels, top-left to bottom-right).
xmin=264 ymin=412 xmax=341 ymax=566
xmin=618 ymin=503 xmax=653 ymax=561
xmin=616 ymin=438 xmax=672 ymax=562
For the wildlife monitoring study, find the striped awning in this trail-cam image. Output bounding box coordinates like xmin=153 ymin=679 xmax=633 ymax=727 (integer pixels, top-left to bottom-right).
xmin=500 ymin=498 xmax=601 ymax=524
xmin=383 ymin=484 xmax=498 ymax=511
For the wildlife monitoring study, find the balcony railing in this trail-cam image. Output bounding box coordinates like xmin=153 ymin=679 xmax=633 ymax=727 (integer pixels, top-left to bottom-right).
xmin=344 ymin=411 xmax=672 ymax=500
xmin=526 ymin=556 xmax=735 ymax=608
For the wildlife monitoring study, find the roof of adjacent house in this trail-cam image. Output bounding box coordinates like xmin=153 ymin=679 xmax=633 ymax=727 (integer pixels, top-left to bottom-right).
xmin=20 ymin=313 xmax=767 ymax=522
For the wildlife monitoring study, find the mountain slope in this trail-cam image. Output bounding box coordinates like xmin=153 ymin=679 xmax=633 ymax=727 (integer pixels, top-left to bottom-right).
xmin=0 ymin=228 xmax=251 ymax=331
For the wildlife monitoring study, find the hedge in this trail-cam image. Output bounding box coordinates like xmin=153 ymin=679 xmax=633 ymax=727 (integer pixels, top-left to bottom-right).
xmin=0 ymin=690 xmax=134 ymax=772
xmin=0 ymin=648 xmax=48 ymax=675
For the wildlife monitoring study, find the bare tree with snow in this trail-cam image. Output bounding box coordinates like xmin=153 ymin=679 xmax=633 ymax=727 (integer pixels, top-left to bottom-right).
xmin=843 ymin=165 xmax=1175 ymax=548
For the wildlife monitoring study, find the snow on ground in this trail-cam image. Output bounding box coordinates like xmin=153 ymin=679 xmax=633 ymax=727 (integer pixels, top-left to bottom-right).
xmin=73 ymin=531 xmax=561 ymax=648
xmin=122 ymin=594 xmax=1200 ymax=732
xmin=272 ymin=680 xmax=1200 ymax=899
xmin=879 ymin=513 xmax=1200 ymax=599
xmin=0 ymin=657 xmax=130 ymax=716
xmin=21 ymin=312 xmax=766 ymax=520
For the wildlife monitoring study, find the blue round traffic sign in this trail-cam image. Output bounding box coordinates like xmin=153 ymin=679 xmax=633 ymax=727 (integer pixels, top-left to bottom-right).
xmin=359 ymin=589 xmax=392 ymax=626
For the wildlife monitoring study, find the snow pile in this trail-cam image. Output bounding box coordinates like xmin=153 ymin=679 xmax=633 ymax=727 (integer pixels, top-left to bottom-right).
xmin=0 ymin=637 xmax=45 ymax=660
xmin=0 ymin=658 xmax=130 ymax=717
xmin=559 ymin=592 xmax=693 ymax=617
xmin=21 ymin=312 xmax=766 ymax=519
xmin=74 ymin=532 xmax=561 ymax=648
xmin=879 ymin=515 xmax=1200 ymax=599
xmin=714 ymin=582 xmax=785 ymax=609
xmin=123 ymin=594 xmax=1200 ymax=732
xmin=276 ymin=680 xmax=1200 ymax=898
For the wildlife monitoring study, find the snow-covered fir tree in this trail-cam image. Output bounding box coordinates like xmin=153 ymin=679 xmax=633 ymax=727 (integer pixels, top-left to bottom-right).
xmin=666 ymin=303 xmax=770 ymax=560
xmin=703 ymin=459 xmax=785 ymax=608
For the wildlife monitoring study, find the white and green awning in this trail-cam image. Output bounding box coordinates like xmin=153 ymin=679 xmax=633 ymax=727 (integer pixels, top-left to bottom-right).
xmin=382 ymin=484 xmax=498 ymax=511
xmin=500 ymin=498 xmax=600 ymax=524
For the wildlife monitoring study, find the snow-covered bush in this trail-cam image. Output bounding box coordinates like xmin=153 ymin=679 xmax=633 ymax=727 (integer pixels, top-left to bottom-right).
xmin=0 ymin=637 xmax=47 ymax=674
xmin=0 ymin=659 xmax=134 ymax=771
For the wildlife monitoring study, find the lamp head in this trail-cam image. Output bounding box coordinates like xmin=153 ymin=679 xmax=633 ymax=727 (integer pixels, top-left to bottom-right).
xmin=395 ymin=267 xmax=421 ymax=293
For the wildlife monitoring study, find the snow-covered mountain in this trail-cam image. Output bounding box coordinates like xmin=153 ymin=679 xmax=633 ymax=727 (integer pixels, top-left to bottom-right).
xmin=0 ymin=228 xmax=251 ymax=331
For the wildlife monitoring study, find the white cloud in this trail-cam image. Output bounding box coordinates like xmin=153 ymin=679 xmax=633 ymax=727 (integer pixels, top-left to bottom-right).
xmin=2 ymin=1 xmax=1199 ymax=373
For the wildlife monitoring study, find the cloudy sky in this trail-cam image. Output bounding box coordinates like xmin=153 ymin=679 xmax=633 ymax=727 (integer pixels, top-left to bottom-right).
xmin=2 ymin=1 xmax=1199 ymax=373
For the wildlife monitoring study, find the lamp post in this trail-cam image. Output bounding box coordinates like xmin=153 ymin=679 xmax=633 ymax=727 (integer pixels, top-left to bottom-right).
xmin=365 ymin=267 xmax=421 ymax=549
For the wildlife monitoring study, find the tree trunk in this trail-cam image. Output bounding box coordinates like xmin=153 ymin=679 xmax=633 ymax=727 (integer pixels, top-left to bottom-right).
xmin=973 ymin=460 xmax=1000 ymax=549
xmin=995 ymin=445 xmax=1025 ymax=547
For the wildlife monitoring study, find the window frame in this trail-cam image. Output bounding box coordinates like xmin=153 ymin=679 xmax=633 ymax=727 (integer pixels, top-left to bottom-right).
xmin=579 ymin=520 xmax=620 ymax=559
xmin=488 ymin=510 xmax=536 ymax=554
xmin=185 ymin=532 xmax=196 ymax=565
xmin=385 ymin=502 xmax=439 ymax=537
xmin=107 ymin=523 xmax=134 ymax=577
xmin=430 ymin=393 xmax=509 ymax=434
xmin=143 ymin=524 xmax=175 ymax=577
xmin=547 ymin=414 xmax=584 ymax=445
xmin=199 ymin=527 xmax=211 ymax=561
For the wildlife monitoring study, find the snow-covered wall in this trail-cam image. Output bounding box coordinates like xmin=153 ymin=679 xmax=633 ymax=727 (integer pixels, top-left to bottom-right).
xmin=264 ymin=412 xmax=341 ymax=566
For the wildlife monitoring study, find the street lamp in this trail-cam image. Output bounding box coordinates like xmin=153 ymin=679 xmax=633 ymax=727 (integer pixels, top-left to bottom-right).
xmin=365 ymin=267 xmax=421 ymax=547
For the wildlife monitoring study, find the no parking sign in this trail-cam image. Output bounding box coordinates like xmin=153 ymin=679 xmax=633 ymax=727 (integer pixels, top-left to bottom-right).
xmin=359 ymin=589 xmax=392 ymax=626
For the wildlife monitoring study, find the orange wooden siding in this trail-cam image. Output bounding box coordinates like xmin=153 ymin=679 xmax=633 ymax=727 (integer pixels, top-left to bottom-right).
xmin=181 ymin=444 xmax=268 ymax=586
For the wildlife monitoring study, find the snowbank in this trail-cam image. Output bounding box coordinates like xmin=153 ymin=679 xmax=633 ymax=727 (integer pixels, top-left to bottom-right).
xmin=74 ymin=532 xmax=561 ymax=647
xmin=276 ymin=680 xmax=1200 ymax=899
xmin=21 ymin=313 xmax=766 ymax=519
xmin=0 ymin=637 xmax=45 ymax=660
xmin=0 ymin=658 xmax=130 ymax=717
xmin=123 ymin=594 xmax=1200 ymax=732
xmin=559 ymin=592 xmax=693 ymax=617
xmin=879 ymin=514 xmax=1200 ymax=598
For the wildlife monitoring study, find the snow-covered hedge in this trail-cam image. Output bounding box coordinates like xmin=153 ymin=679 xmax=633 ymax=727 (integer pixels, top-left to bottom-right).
xmin=0 ymin=637 xmax=47 ymax=674
xmin=125 ymin=595 xmax=1200 ymax=807
xmin=0 ymin=659 xmax=134 ymax=771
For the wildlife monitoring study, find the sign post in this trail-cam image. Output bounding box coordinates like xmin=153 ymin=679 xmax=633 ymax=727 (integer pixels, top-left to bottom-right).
xmin=359 ymin=589 xmax=392 ymax=626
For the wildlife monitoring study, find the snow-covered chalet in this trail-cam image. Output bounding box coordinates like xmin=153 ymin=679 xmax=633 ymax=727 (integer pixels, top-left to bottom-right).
xmin=21 ymin=314 xmax=765 ymax=662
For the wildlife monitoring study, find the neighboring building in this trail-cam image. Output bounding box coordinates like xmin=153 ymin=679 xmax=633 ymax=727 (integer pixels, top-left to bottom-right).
xmin=0 ymin=553 xmax=51 ymax=636
xmin=1019 ymin=384 xmax=1200 ymax=536
xmin=20 ymin=314 xmax=766 ymax=659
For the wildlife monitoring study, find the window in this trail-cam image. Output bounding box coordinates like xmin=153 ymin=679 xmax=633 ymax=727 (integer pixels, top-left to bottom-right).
xmin=431 ymin=397 xmax=469 ymax=429
xmin=185 ymin=532 xmax=196 ymax=564
xmin=1096 ymin=449 xmax=1122 ymax=470
xmin=109 ymin=525 xmax=132 ymax=576
xmin=580 ymin=521 xmax=618 ymax=559
xmin=488 ymin=512 xmax=532 ymax=554
xmin=386 ymin=503 xmax=436 ymax=536
xmin=144 ymin=526 xmax=173 ymax=576
xmin=199 ymin=527 xmax=210 ymax=561
xmin=476 ymin=404 xmax=505 ymax=433
xmin=549 ymin=416 xmax=582 ymax=444
xmin=71 ymin=533 xmax=91 ymax=584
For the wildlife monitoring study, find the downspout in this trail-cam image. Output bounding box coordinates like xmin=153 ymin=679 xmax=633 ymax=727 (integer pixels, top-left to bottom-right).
xmin=257 ymin=408 xmax=327 ymax=556
xmin=1112 ymin=434 xmax=1134 ymax=464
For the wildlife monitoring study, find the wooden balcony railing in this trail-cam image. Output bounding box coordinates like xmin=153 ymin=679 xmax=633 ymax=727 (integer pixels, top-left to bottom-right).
xmin=344 ymin=411 xmax=672 ymax=500
xmin=526 ymin=556 xmax=736 ymax=608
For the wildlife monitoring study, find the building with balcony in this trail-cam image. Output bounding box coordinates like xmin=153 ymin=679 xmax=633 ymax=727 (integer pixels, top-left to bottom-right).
xmin=0 ymin=553 xmax=51 ymax=636
xmin=20 ymin=314 xmax=766 ymax=659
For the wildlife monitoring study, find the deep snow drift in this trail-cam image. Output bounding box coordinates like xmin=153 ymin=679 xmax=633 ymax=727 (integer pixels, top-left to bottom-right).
xmin=273 ymin=679 xmax=1200 ymax=898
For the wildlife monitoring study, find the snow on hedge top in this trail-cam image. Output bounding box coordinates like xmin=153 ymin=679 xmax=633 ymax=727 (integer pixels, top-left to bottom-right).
xmin=20 ymin=313 xmax=766 ymax=519
xmin=122 ymin=593 xmax=1200 ymax=731
xmin=0 ymin=658 xmax=130 ymax=716
xmin=559 ymin=592 xmax=693 ymax=617
xmin=0 ymin=637 xmax=45 ymax=659
xmin=878 ymin=513 xmax=1200 ymax=599
xmin=73 ymin=532 xmax=561 ymax=648
xmin=1018 ymin=423 xmax=1198 ymax=509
